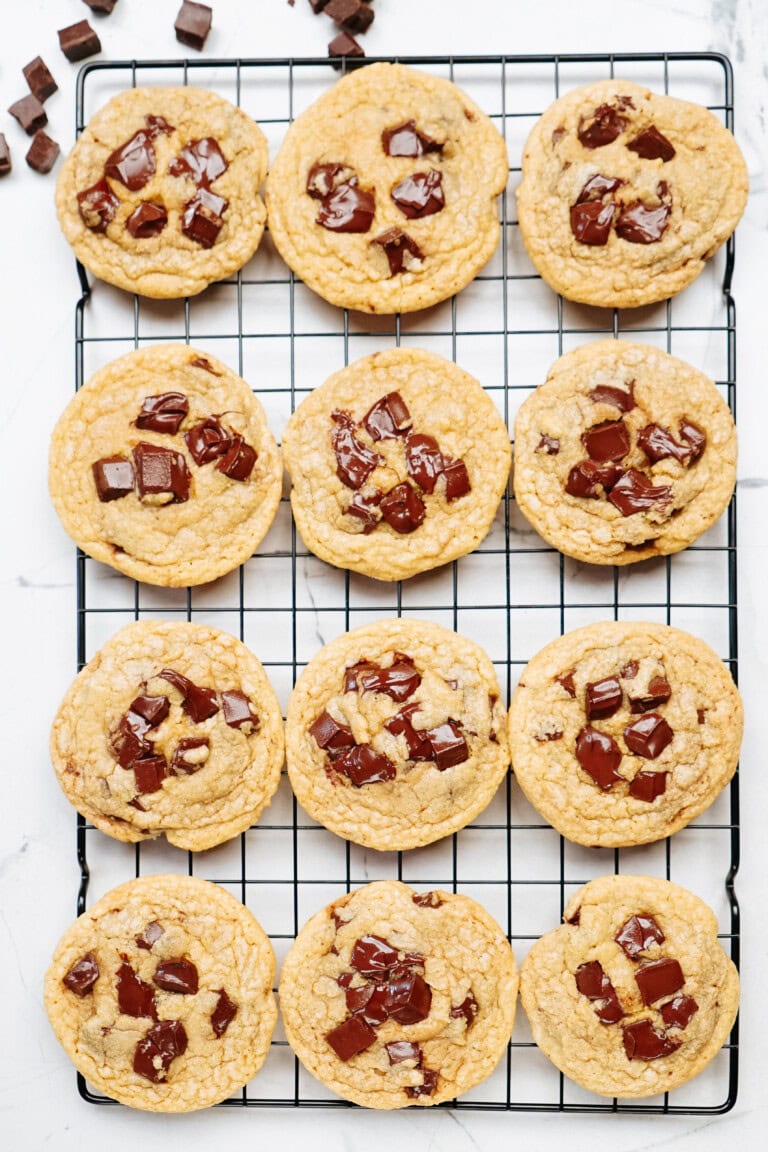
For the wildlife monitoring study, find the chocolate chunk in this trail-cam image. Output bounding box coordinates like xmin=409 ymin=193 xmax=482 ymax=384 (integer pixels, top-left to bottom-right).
xmin=621 ymin=661 xmax=639 ymax=679
xmin=556 ymin=671 xmax=576 ymax=697
xmin=629 ymin=675 xmax=671 ymax=714
xmin=135 ymin=922 xmax=164 ymax=951
xmin=145 ymin=116 xmax=175 ymax=140
xmin=110 ymin=715 xmax=151 ymax=768
xmin=391 ymin=170 xmax=445 ymax=219
xmin=576 ymin=173 xmax=624 ymax=202
xmin=189 ymin=356 xmax=220 ymax=374
xmin=83 ymin=0 xmax=119 ymax=13
xmin=181 ymin=188 xmax=228 ymax=248
xmin=385 ymin=705 xmax=433 ymax=761
xmin=614 ymin=914 xmax=665 ymax=959
xmin=335 ymin=743 xmax=397 ymax=786
xmin=58 ymin=19 xmax=101 ymax=61
xmin=405 ymin=1067 xmax=438 ymax=1098
xmin=357 ymin=656 xmax=421 ymax=701
xmin=679 ymin=420 xmax=706 ymax=461
xmin=184 ymin=416 xmax=231 ymax=464
xmin=622 ymin=1019 xmax=680 ymax=1060
xmin=363 ymin=392 xmax=412 ymax=441
xmin=26 ymin=130 xmax=60 ymax=174
xmin=589 ymin=381 xmax=636 ymax=411
xmin=306 ymin=162 xmax=355 ymax=199
xmin=133 ymin=1020 xmax=188 ymax=1083
xmin=316 ymin=178 xmax=375 ymax=232
xmin=443 ymin=457 xmax=471 ymax=501
xmin=386 ymin=1041 xmax=422 ymax=1066
xmin=660 ymin=994 xmax=698 ymax=1030
xmin=0 ymin=135 xmax=11 ymax=176
xmin=380 ymin=483 xmax=426 ymax=533
xmin=136 ymin=392 xmax=188 ymax=434
xmin=92 ymin=455 xmax=134 ymax=501
xmin=346 ymin=983 xmax=389 ymax=1027
xmin=170 ymin=736 xmax=210 ymax=774
xmin=105 ymin=129 xmax=156 ymax=191
xmin=635 ymin=957 xmax=685 ymax=1006
xmin=350 ymin=935 xmax=399 ymax=976
xmin=426 ymin=719 xmax=468 ymax=770
xmin=623 ymin=713 xmax=673 ymax=759
xmin=174 ymin=1 xmax=213 ymax=50
xmin=325 ymin=0 xmax=375 ymax=34
xmin=615 ymin=199 xmax=671 ymax=244
xmin=697 ymin=708 xmax=707 ymax=724
xmin=326 ymin=1014 xmax=376 ymax=1061
xmin=8 ymin=94 xmax=47 ymax=136
xmin=385 ymin=972 xmax=432 ymax=1024
xmin=406 ymin=434 xmax=444 ymax=494
xmin=371 ymin=227 xmax=424 ymax=275
xmin=133 ymin=754 xmax=168 ymax=794
xmin=638 ymin=423 xmax=694 ymax=465
xmin=116 ymin=962 xmax=157 ymax=1018
xmin=412 ymin=891 xmax=444 ymax=908
xmin=308 ymin=0 xmax=332 ymax=12
xmin=629 ymin=770 xmax=668 ymax=802
xmin=154 ymin=958 xmax=199 ymax=994
xmin=23 ymin=57 xmax=57 ymax=103
xmin=63 ymin=952 xmax=100 ymax=996
xmin=328 ymin=30 xmax=365 ymax=68
xmin=583 ymin=420 xmax=630 ymax=463
xmin=343 ymin=661 xmax=378 ymax=692
xmin=216 ymin=435 xmax=257 ymax=481
xmin=586 ymin=676 xmax=623 ymax=720
xmin=575 ymin=726 xmax=623 ymax=790
xmin=534 ymin=725 xmax=563 ymax=742
xmin=133 ymin=442 xmax=190 ymax=503
xmin=577 ymin=103 xmax=629 ymax=149
xmin=169 ymin=137 xmax=227 ymax=186
xmin=159 ymin=669 xmax=219 ymax=722
xmin=221 ymin=690 xmax=259 ymax=731
xmin=566 ymin=459 xmax=623 ymax=498
xmin=382 ymin=120 xmax=443 ymax=158
xmin=570 ymin=200 xmax=615 ymax=245
xmin=627 ymin=125 xmax=675 ymax=162
xmin=78 ymin=178 xmax=119 ymax=233
xmin=129 ymin=694 xmax=170 ymax=729
xmin=346 ymin=490 xmax=383 ymax=532
xmin=450 ymin=991 xmax=479 ymax=1026
xmin=125 ymin=202 xmax=168 ymax=239
xmin=607 ymin=469 xmax=672 ymax=516
xmin=536 ymin=434 xmax=560 ymax=454
xmin=331 ymin=410 xmax=381 ymax=489
xmin=211 ymin=988 xmax=238 ymax=1036
xmin=574 ymin=961 xmax=624 ymax=1024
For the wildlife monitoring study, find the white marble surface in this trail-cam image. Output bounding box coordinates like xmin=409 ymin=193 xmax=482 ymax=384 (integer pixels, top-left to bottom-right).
xmin=2 ymin=1 xmax=767 ymax=1149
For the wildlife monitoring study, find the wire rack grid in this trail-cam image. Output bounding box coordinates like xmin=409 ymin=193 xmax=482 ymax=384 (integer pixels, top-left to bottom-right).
xmin=69 ymin=52 xmax=739 ymax=1114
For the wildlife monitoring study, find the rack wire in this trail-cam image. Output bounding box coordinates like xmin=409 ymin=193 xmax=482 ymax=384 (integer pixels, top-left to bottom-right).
xmin=70 ymin=53 xmax=739 ymax=1113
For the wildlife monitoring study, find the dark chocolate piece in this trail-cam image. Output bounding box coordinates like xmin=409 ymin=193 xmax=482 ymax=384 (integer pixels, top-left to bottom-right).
xmin=325 ymin=0 xmax=375 ymax=34
xmin=58 ymin=21 xmax=102 ymax=63
xmin=384 ymin=972 xmax=432 ymax=1024
xmin=356 ymin=656 xmax=421 ymax=702
xmin=576 ymin=173 xmax=623 ymax=202
xmin=184 ymin=416 xmax=231 ymax=464
xmin=105 ymin=129 xmax=156 ymax=191
xmin=144 ymin=115 xmax=175 ymax=140
xmin=328 ymin=30 xmax=365 ymax=69
xmin=181 ymin=188 xmax=228 ymax=248
xmin=346 ymin=489 xmax=383 ymax=532
xmin=63 ymin=952 xmax=100 ymax=996
xmin=132 ymin=754 xmax=168 ymax=794
xmin=170 ymin=736 xmax=210 ymax=774
xmin=623 ymin=713 xmax=673 ymax=759
xmin=556 ymin=671 xmax=576 ymax=697
xmin=607 ymin=469 xmax=672 ymax=516
xmin=577 ymin=103 xmax=629 ymax=149
xmin=385 ymin=705 xmax=433 ymax=761
xmin=622 ymin=1018 xmax=680 ymax=1060
xmin=174 ymin=1 xmax=213 ymax=51
xmin=343 ymin=660 xmax=377 ymax=692
xmin=443 ymin=457 xmax=471 ymax=501
xmin=583 ymin=420 xmax=630 ymax=462
xmin=574 ymin=961 xmax=624 ymax=1024
xmin=382 ymin=120 xmax=443 ymax=158
xmin=133 ymin=442 xmax=190 ymax=503
xmin=211 ymin=988 xmax=238 ymax=1036
xmin=534 ymin=726 xmax=563 ymax=743
xmin=628 ymin=675 xmax=671 ymax=714
xmin=135 ymin=921 xmax=164 ymax=951
xmin=635 ymin=957 xmax=685 ymax=1005
xmin=345 ymin=983 xmax=389 ymax=1027
xmin=585 ymin=676 xmax=623 ymax=720
xmin=331 ymin=410 xmax=381 ymax=489
xmin=116 ymin=962 xmax=158 ymax=1018
xmin=450 ymin=991 xmax=478 ymax=1026
xmin=0 ymin=135 xmax=11 ymax=176
xmin=306 ymin=161 xmax=355 ymax=199
xmin=621 ymin=661 xmax=639 ymax=679
xmin=679 ymin=420 xmax=706 ymax=461
xmin=83 ymin=0 xmax=119 ymax=12
xmin=125 ymin=202 xmax=168 ymax=239
xmin=26 ymin=130 xmax=59 ymax=174
xmin=363 ymin=392 xmax=412 ymax=441
xmin=92 ymin=455 xmax=134 ymax=501
xmin=350 ymin=935 xmax=399 ymax=975
xmin=536 ymin=434 xmax=560 ymax=454
xmin=379 ymin=482 xmax=426 ymax=533
xmin=128 ymin=694 xmax=170 ymax=729
xmin=386 ymin=1040 xmax=422 ymax=1066
xmin=221 ymin=690 xmax=259 ymax=730
xmin=614 ymin=914 xmax=665 ymax=959
xmin=133 ymin=1020 xmax=188 ymax=1083
xmin=371 ymin=227 xmax=424 ymax=275
xmin=660 ymin=994 xmax=698 ymax=1030
xmin=158 ymin=669 xmax=219 ymax=722
xmin=23 ymin=57 xmax=58 ymax=103
xmin=575 ymin=726 xmax=623 ymax=789
xmin=335 ymin=743 xmax=397 ymax=786
xmin=77 ymin=178 xmax=119 ymax=233
xmin=629 ymin=770 xmax=668 ymax=802
xmin=697 ymin=707 xmax=707 ymax=724
xmin=406 ymin=434 xmax=444 ymax=494
xmin=154 ymin=958 xmax=199 ymax=994
xmin=425 ymin=720 xmax=468 ymax=770
xmin=169 ymin=137 xmax=227 ymax=186
xmin=412 ymin=891 xmax=444 ymax=908
xmin=136 ymin=392 xmax=188 ymax=433
xmin=589 ymin=381 xmax=636 ymax=411
xmin=405 ymin=1067 xmax=438 ymax=1098
xmin=627 ymin=125 xmax=675 ymax=162
xmin=308 ymin=0 xmax=331 ymax=11
xmin=326 ymin=1014 xmax=376 ymax=1060
xmin=316 ymin=178 xmax=374 ymax=232
xmin=216 ymin=435 xmax=257 ymax=481
xmin=638 ymin=423 xmax=694 ymax=465
xmin=110 ymin=715 xmax=152 ymax=769
xmin=391 ymin=170 xmax=445 ymax=219
xmin=8 ymin=94 xmax=47 ymax=136
xmin=570 ymin=200 xmax=615 ymax=245
xmin=565 ymin=460 xmax=623 ymax=498
xmin=615 ymin=199 xmax=671 ymax=244
xmin=189 ymin=356 xmax=220 ymax=375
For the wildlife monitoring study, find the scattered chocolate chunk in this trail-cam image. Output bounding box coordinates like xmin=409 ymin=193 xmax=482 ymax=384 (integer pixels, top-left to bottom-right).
xmin=133 ymin=442 xmax=190 ymax=503
xmin=326 ymin=1014 xmax=376 ymax=1060
xmin=92 ymin=455 xmax=134 ymax=501
xmin=574 ymin=961 xmax=624 ymax=1024
xmin=111 ymin=716 xmax=151 ymax=768
xmin=583 ymin=420 xmax=630 ymax=462
xmin=134 ymin=1020 xmax=188 ymax=1083
xmin=346 ymin=983 xmax=389 ymax=1026
xmin=26 ymin=130 xmax=60 ymax=174
xmin=556 ymin=671 xmax=576 ymax=697
xmin=169 ymin=138 xmax=227 ymax=186
xmin=335 ymin=743 xmax=397 ymax=786
xmin=679 ymin=420 xmax=706 ymax=461
xmin=8 ymin=94 xmax=47 ymax=136
xmin=135 ymin=922 xmax=164 ymax=951
xmin=350 ymin=935 xmax=399 ymax=976
xmin=189 ymin=356 xmax=220 ymax=374
xmin=660 ymin=994 xmax=698 ymax=1030
xmin=620 ymin=661 xmax=639 ymax=679
xmin=116 ymin=962 xmax=157 ymax=1018
xmin=450 ymin=991 xmax=479 ymax=1026
xmin=23 ymin=57 xmax=58 ymax=103
xmin=391 ymin=170 xmax=445 ymax=218
xmin=577 ymin=103 xmax=629 ymax=149
xmin=306 ymin=161 xmax=355 ymax=199
xmin=174 ymin=1 xmax=213 ymax=51
xmin=315 ymin=177 xmax=375 ymax=233
xmin=58 ymin=21 xmax=102 ymax=63
xmin=325 ymin=0 xmax=375 ymax=34
xmin=181 ymin=188 xmax=228 ymax=247
xmin=627 ymin=125 xmax=675 ymax=162
xmin=308 ymin=0 xmax=331 ymax=11
xmin=406 ymin=434 xmax=444 ymax=494
xmin=328 ymin=30 xmax=365 ymax=68
xmin=566 ymin=459 xmax=623 ymax=498
xmin=635 ymin=957 xmax=685 ymax=1006
xmin=171 ymin=736 xmax=210 ymax=774
xmin=576 ymin=173 xmax=624 ymax=202
xmin=622 ymin=1018 xmax=680 ymax=1060
xmin=443 ymin=457 xmax=471 ymax=501
xmin=216 ymin=435 xmax=257 ymax=481
xmin=607 ymin=469 xmax=671 ymax=516
xmin=629 ymin=770 xmax=668 ymax=802
xmin=385 ymin=972 xmax=432 ymax=1024
xmin=371 ymin=227 xmax=424 ymax=275
xmin=343 ymin=661 xmax=378 ymax=693
xmin=63 ymin=952 xmax=100 ymax=996
xmin=133 ymin=754 xmax=168 ymax=794
xmin=83 ymin=0 xmax=119 ymax=12
xmin=382 ymin=120 xmax=443 ymax=158
xmin=624 ymin=713 xmax=673 ymax=759
xmin=536 ymin=434 xmax=560 ymax=454
xmin=154 ymin=958 xmax=199 ymax=994
xmin=159 ymin=669 xmax=218 ymax=722
xmin=638 ymin=423 xmax=694 ymax=465
xmin=425 ymin=720 xmax=468 ymax=770
xmin=346 ymin=489 xmax=383 ymax=532
xmin=614 ymin=914 xmax=664 ymax=959
xmin=185 ymin=416 xmax=231 ymax=464
xmin=386 ymin=1040 xmax=422 ymax=1066
xmin=356 ymin=656 xmax=421 ymax=701
xmin=105 ymin=128 xmax=156 ymax=191
xmin=615 ymin=199 xmax=671 ymax=244
xmin=570 ymin=200 xmax=615 ymax=245
xmin=221 ymin=690 xmax=259 ymax=731
xmin=364 ymin=392 xmax=412 ymax=441
xmin=575 ymin=726 xmax=623 ymax=789
xmin=331 ymin=410 xmax=381 ymax=489
xmin=0 ymin=135 xmax=11 ymax=176
xmin=385 ymin=705 xmax=433 ymax=760
xmin=125 ymin=202 xmax=168 ymax=239
xmin=412 ymin=891 xmax=444 ymax=908
xmin=77 ymin=178 xmax=119 ymax=232
xmin=405 ymin=1067 xmax=438 ymax=1098
xmin=129 ymin=694 xmax=170 ymax=729
xmin=585 ymin=676 xmax=623 ymax=720
xmin=380 ymin=482 xmax=426 ymax=533
xmin=589 ymin=381 xmax=636 ymax=411
xmin=211 ymin=988 xmax=238 ymax=1036
xmin=629 ymin=675 xmax=671 ymax=714
xmin=136 ymin=392 xmax=188 ymax=434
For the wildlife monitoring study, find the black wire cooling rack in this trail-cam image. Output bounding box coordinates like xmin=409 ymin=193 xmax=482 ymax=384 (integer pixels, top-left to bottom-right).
xmin=70 ymin=52 xmax=740 ymax=1113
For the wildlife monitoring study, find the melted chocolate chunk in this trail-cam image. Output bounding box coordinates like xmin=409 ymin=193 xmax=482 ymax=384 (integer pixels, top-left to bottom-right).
xmin=211 ymin=989 xmax=238 ymax=1037
xmin=556 ymin=671 xmax=576 ymax=697
xmin=169 ymin=137 xmax=227 ymax=186
xmin=450 ymin=991 xmax=479 ymax=1026
xmin=111 ymin=716 xmax=151 ymax=769
xmin=63 ymin=952 xmax=100 ymax=996
xmin=132 ymin=754 xmax=168 ymax=794
xmin=136 ymin=392 xmax=188 ymax=434
xmin=566 ymin=460 xmax=623 ymax=498
xmin=638 ymin=423 xmax=694 ymax=465
xmin=384 ymin=972 xmax=432 ymax=1024
xmin=125 ymin=202 xmax=168 ymax=239
xmin=622 ymin=1018 xmax=681 ymax=1060
xmin=575 ymin=726 xmax=623 ymax=789
xmin=221 ymin=690 xmax=259 ymax=730
xmin=385 ymin=705 xmax=433 ymax=761
xmin=346 ymin=490 xmax=383 ymax=532
xmin=58 ymin=19 xmax=101 ymax=62
xmin=680 ymin=420 xmax=706 ymax=461
xmin=578 ymin=103 xmax=630 ymax=149
xmin=158 ymin=669 xmax=219 ymax=722
xmin=536 ymin=434 xmax=560 ymax=454
xmin=216 ymin=435 xmax=257 ymax=481
xmin=570 ymin=200 xmax=615 ymax=245
xmin=170 ymin=736 xmax=210 ymax=774
xmin=635 ymin=957 xmax=685 ymax=1005
xmin=534 ymin=726 xmax=563 ymax=743
xmin=380 ymin=483 xmax=426 ymax=533
xmin=371 ymin=227 xmax=424 ymax=275
xmin=629 ymin=675 xmax=671 ymax=714
xmin=174 ymin=1 xmax=213 ymax=51
xmin=623 ymin=713 xmax=673 ymax=759
xmin=382 ymin=120 xmax=443 ymax=158
xmin=629 ymin=770 xmax=668 ymax=802
xmin=627 ymin=125 xmax=675 ymax=162
xmin=574 ymin=961 xmax=624 ymax=1024
xmin=364 ymin=392 xmax=412 ymax=441
xmin=343 ymin=661 xmax=377 ymax=693
xmin=615 ymin=199 xmax=671 ymax=244
xmin=607 ymin=469 xmax=672 ymax=516
xmin=316 ymin=179 xmax=375 ymax=232
xmin=577 ymin=173 xmax=624 ymax=203
xmin=335 ymin=743 xmax=397 ymax=787
xmin=356 ymin=656 xmax=421 ymax=701
xmin=128 ymin=694 xmax=170 ymax=729
xmin=133 ymin=1020 xmax=188 ymax=1083
xmin=386 ymin=1040 xmax=423 ymax=1065
xmin=77 ymin=178 xmax=119 ymax=233
xmin=406 ymin=434 xmax=444 ymax=494
xmin=660 ymin=994 xmax=699 ymax=1030
xmin=326 ymin=1015 xmax=376 ymax=1061
xmin=23 ymin=57 xmax=58 ymax=103
xmin=331 ymin=410 xmax=382 ymax=489
xmin=405 ymin=1067 xmax=438 ymax=1098
xmin=181 ymin=188 xmax=228 ymax=248
xmin=116 ymin=962 xmax=157 ymax=1018
xmin=92 ymin=455 xmax=134 ymax=501
xmin=345 ymin=983 xmax=389 ymax=1026
xmin=184 ymin=416 xmax=231 ymax=465
xmin=306 ymin=162 xmax=355 ymax=199
xmin=391 ymin=170 xmax=445 ymax=219
xmin=425 ymin=720 xmax=468 ymax=770
xmin=350 ymin=935 xmax=399 ymax=976
xmin=621 ymin=661 xmax=639 ymax=679
xmin=190 ymin=356 xmax=220 ymax=375
xmin=412 ymin=891 xmax=444 ymax=908
xmin=135 ymin=921 xmax=164 ymax=951
xmin=589 ymin=381 xmax=636 ymax=411
xmin=154 ymin=958 xmax=199 ymax=994
xmin=614 ymin=914 xmax=665 ymax=959
xmin=583 ymin=420 xmax=630 ymax=462
xmin=133 ymin=442 xmax=190 ymax=503
xmin=443 ymin=457 xmax=471 ymax=501
xmin=105 ymin=129 xmax=156 ymax=191
xmin=586 ymin=676 xmax=623 ymax=720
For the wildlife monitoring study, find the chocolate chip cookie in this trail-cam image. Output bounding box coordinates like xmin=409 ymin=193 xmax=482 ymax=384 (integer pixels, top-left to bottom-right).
xmin=44 ymin=874 xmax=277 ymax=1111
xmin=50 ymin=620 xmax=285 ymax=852
xmin=286 ymin=618 xmax=509 ymax=851
xmin=56 ymin=86 xmax=268 ymax=298
xmin=513 ymin=340 xmax=736 ymax=565
xmin=48 ymin=344 xmax=282 ymax=587
xmin=282 ymin=348 xmax=511 ymax=581
xmin=507 ymin=621 xmax=742 ymax=848
xmin=265 ymin=62 xmax=509 ymax=314
xmin=520 ymin=875 xmax=739 ymax=1097
xmin=516 ymin=79 xmax=748 ymax=308
xmin=279 ymin=880 xmax=517 ymax=1107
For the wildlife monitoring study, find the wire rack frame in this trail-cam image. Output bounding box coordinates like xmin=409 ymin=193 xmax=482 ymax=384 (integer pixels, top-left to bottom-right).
xmin=68 ymin=53 xmax=739 ymax=1114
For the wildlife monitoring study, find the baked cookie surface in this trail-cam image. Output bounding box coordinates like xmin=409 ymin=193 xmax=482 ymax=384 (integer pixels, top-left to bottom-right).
xmin=282 ymin=348 xmax=511 ymax=581
xmin=48 ymin=344 xmax=282 ymax=587
xmin=513 ymin=340 xmax=736 ymax=565
xmin=507 ymin=621 xmax=742 ymax=848
xmin=286 ymin=618 xmax=509 ymax=851
xmin=279 ymin=880 xmax=517 ymax=1107
xmin=516 ymin=79 xmax=748 ymax=307
xmin=520 ymin=875 xmax=739 ymax=1097
xmin=44 ymin=874 xmax=277 ymax=1111
xmin=56 ymin=86 xmax=268 ymax=298
xmin=51 ymin=620 xmax=285 ymax=852
xmin=266 ymin=62 xmax=509 ymax=314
